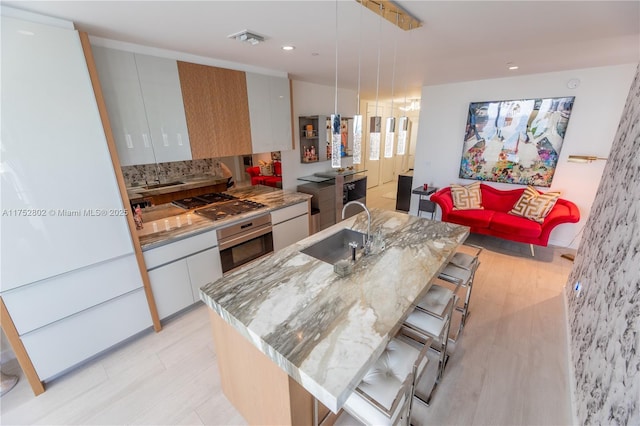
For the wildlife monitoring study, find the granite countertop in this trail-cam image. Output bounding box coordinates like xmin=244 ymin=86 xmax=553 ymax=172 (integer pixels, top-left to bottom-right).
xmin=137 ymin=186 xmax=312 ymax=250
xmin=199 ymin=209 xmax=469 ymax=413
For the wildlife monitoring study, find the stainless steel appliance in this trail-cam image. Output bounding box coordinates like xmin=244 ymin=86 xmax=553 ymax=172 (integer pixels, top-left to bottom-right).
xmin=194 ymin=199 xmax=267 ymax=221
xmin=172 ymin=192 xmax=237 ymax=209
xmin=216 ymin=213 xmax=273 ymax=274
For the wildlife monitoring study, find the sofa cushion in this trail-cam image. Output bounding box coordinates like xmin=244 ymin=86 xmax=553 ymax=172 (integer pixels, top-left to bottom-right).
xmin=447 ymin=209 xmax=494 ymax=229
xmin=451 ymin=182 xmax=483 ymax=210
xmin=509 ymin=186 xmax=561 ymax=223
xmin=490 ymin=212 xmax=542 ymax=237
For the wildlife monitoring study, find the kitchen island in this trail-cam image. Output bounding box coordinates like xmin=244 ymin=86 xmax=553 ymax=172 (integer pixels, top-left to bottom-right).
xmin=200 ymin=209 xmax=469 ymax=424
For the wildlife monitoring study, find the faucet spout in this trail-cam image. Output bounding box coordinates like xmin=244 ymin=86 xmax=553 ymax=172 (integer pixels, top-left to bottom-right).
xmin=342 ymin=201 xmax=371 ymax=244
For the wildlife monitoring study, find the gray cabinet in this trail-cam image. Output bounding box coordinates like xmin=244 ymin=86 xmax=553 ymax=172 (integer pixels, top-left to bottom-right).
xmin=93 ymin=46 xmax=191 ymax=165
xmin=246 ymin=73 xmax=292 ymax=154
xmin=297 ymin=182 xmax=336 ymax=231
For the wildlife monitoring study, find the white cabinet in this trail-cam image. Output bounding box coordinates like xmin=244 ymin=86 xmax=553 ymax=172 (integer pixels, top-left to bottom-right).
xmin=148 ymin=259 xmax=194 ymax=320
xmin=135 ymin=54 xmax=192 ymax=163
xmin=92 ymin=46 xmax=191 ymax=166
xmin=246 ymin=73 xmax=292 ymax=153
xmin=1 ymin=13 xmax=151 ymax=381
xmin=143 ymin=230 xmax=222 ymax=320
xmin=186 ymin=247 xmax=223 ymax=303
xmin=92 ymin=46 xmax=156 ymax=166
xmin=271 ymin=202 xmax=310 ymax=252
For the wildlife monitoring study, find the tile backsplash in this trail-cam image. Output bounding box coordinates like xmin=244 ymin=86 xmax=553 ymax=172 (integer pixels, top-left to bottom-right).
xmin=121 ymin=158 xmax=224 ymax=187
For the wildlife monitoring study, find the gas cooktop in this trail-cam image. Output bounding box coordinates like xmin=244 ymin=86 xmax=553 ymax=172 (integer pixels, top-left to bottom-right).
xmin=195 ymin=199 xmax=267 ymax=221
xmin=172 ymin=193 xmax=237 ymax=209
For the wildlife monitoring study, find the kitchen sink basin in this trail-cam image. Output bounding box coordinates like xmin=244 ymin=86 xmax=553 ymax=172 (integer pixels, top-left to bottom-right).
xmin=300 ymin=228 xmax=366 ymax=265
xmin=142 ymin=181 xmax=185 ymax=190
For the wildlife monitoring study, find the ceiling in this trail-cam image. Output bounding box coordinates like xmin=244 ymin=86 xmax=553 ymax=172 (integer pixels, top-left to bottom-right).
xmin=4 ymin=1 xmax=639 ymax=103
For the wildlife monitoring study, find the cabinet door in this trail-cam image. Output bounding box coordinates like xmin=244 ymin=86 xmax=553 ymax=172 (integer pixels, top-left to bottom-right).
xmin=1 ymin=18 xmax=134 ymax=290
xmin=92 ymin=46 xmax=156 ymax=166
xmin=135 ymin=54 xmax=192 ymax=163
xmin=186 ymin=247 xmax=223 ymax=303
xmin=273 ymin=214 xmax=310 ymax=252
xmin=246 ymin=73 xmax=292 ymax=153
xmin=148 ymin=260 xmax=194 ymax=320
xmin=177 ymin=61 xmax=252 ymax=158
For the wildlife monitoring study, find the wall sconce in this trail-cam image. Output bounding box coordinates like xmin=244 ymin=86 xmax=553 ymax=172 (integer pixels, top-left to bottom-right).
xmin=567 ymin=155 xmax=608 ymax=163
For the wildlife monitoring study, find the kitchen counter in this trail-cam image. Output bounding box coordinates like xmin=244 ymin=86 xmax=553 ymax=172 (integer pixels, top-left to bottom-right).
xmin=137 ymin=185 xmax=312 ymax=250
xmin=199 ymin=209 xmax=469 ymax=419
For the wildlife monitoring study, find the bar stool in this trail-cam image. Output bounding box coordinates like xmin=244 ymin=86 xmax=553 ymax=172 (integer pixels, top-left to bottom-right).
xmin=401 ymin=283 xmax=456 ymax=405
xmin=438 ymin=244 xmax=482 ymax=333
xmin=333 ymin=335 xmax=431 ymax=426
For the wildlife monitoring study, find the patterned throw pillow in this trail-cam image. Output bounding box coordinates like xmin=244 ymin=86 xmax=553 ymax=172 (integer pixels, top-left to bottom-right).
xmin=451 ymin=182 xmax=483 ymax=210
xmin=258 ymin=161 xmax=273 ymax=176
xmin=509 ymin=186 xmax=561 ymax=223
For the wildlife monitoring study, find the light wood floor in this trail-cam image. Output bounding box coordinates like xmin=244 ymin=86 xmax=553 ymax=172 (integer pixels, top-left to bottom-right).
xmin=0 ymin=180 xmax=575 ymax=425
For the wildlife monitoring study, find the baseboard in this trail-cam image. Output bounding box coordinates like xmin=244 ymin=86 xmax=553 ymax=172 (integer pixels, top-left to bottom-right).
xmin=562 ymin=286 xmax=580 ymax=425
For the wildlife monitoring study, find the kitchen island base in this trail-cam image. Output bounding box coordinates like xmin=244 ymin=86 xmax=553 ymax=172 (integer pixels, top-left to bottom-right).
xmin=210 ymin=311 xmax=336 ymax=425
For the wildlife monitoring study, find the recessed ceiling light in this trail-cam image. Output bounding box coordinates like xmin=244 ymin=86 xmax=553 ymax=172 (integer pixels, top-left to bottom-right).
xmin=507 ymin=62 xmax=519 ymax=70
xmin=17 ymin=30 xmax=35 ymax=36
xmin=282 ymin=45 xmax=295 ymax=51
xmin=227 ymin=30 xmax=265 ymax=46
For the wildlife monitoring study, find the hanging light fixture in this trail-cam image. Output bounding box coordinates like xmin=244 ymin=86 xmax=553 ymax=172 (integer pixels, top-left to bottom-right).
xmin=331 ymin=0 xmax=341 ymax=168
xmin=352 ymin=0 xmax=364 ymax=165
xmin=384 ymin=12 xmax=401 ymax=159
xmin=397 ymin=22 xmax=412 ymax=156
xmin=369 ymin=3 xmax=383 ymax=162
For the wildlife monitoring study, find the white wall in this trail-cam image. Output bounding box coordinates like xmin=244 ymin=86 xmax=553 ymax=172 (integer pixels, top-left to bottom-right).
xmin=281 ymin=80 xmax=358 ymax=191
xmin=410 ymin=64 xmax=637 ymax=248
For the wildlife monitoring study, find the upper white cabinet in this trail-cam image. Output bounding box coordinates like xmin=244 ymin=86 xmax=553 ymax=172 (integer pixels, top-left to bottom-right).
xmin=92 ymin=46 xmax=155 ymax=166
xmin=92 ymin=46 xmax=191 ymax=165
xmin=246 ymin=73 xmax=292 ymax=153
xmin=135 ymin=54 xmax=192 ymax=163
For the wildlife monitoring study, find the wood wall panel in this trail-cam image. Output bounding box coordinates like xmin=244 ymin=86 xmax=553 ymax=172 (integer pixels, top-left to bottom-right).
xmin=177 ymin=62 xmax=252 ymax=158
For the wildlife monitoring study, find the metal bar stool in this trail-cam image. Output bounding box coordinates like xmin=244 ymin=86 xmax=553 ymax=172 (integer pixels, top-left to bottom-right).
xmin=333 ymin=335 xmax=431 ymax=426
xmin=438 ymin=244 xmax=482 ymax=334
xmin=401 ymin=283 xmax=456 ymax=405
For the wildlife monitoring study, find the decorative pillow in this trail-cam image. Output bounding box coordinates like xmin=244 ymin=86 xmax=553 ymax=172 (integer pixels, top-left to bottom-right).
xmin=509 ymin=186 xmax=561 ymax=223
xmin=258 ymin=161 xmax=273 ymax=176
xmin=451 ymin=182 xmax=483 ymax=210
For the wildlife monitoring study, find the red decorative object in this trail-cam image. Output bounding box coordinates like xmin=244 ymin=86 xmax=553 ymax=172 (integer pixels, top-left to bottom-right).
xmin=246 ymin=161 xmax=283 ymax=188
xmin=430 ymin=183 xmax=580 ymax=247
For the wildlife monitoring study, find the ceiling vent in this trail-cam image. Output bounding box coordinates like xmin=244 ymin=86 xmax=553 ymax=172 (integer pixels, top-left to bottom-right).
xmin=228 ymin=30 xmax=265 ymax=46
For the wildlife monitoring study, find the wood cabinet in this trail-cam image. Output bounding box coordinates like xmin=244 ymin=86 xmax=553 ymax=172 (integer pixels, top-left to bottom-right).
xmin=177 ymin=62 xmax=252 ymax=158
xmin=296 ymin=182 xmax=336 ymax=231
xmin=271 ymin=202 xmax=310 ymax=252
xmin=143 ymin=229 xmax=222 ymax=321
xmin=92 ymin=47 xmax=191 ymax=165
xmin=246 ymin=73 xmax=292 ymax=154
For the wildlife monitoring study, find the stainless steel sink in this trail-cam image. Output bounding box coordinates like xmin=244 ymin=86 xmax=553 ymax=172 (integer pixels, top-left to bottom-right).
xmin=300 ymin=228 xmax=366 ymax=265
xmin=142 ymin=181 xmax=185 ymax=190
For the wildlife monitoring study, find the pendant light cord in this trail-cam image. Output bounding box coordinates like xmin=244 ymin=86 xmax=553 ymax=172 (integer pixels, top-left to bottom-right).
xmin=390 ymin=12 xmax=399 ymax=113
xmin=374 ymin=3 xmax=382 ymax=117
xmin=334 ymin=0 xmax=338 ymax=114
xmin=356 ymin=1 xmax=362 ymax=115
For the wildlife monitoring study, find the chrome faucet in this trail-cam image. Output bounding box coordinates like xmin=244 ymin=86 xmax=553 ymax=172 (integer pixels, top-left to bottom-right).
xmin=342 ymin=201 xmax=371 ymax=249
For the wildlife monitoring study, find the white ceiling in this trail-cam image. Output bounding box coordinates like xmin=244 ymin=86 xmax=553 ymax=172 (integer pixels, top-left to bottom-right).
xmin=5 ymin=1 xmax=640 ymax=102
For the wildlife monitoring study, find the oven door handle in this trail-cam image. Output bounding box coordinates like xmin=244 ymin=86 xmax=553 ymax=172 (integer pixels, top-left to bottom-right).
xmin=218 ymin=224 xmax=272 ymax=251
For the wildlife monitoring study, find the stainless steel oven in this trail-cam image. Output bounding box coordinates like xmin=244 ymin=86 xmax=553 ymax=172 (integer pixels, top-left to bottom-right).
xmin=217 ymin=213 xmax=273 ymax=274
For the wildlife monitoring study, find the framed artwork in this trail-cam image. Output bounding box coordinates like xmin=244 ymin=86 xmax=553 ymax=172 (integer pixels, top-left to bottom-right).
xmin=459 ymin=96 xmax=575 ymax=187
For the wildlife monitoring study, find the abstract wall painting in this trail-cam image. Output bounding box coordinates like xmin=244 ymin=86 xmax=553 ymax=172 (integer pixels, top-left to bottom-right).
xmin=460 ymin=97 xmax=575 ymax=187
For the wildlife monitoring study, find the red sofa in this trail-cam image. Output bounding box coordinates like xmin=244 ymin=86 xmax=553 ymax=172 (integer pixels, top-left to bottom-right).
xmin=430 ymin=183 xmax=580 ymax=247
xmin=246 ymin=161 xmax=282 ymax=188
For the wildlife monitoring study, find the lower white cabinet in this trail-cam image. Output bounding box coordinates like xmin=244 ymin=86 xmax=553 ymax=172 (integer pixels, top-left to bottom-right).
xmin=186 ymin=247 xmax=223 ymax=303
xmin=148 ymin=260 xmax=194 ymax=320
xmin=272 ymin=202 xmax=310 ymax=252
xmin=143 ymin=230 xmax=222 ymax=320
xmin=21 ymin=288 xmax=152 ymax=380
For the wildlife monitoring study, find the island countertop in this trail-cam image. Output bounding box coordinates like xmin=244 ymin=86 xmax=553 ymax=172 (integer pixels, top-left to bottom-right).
xmin=199 ymin=209 xmax=469 ymax=413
